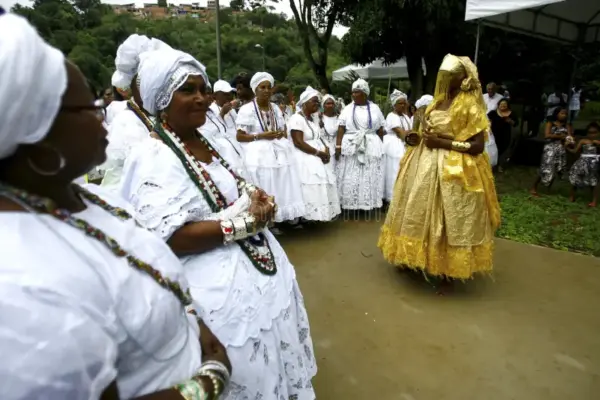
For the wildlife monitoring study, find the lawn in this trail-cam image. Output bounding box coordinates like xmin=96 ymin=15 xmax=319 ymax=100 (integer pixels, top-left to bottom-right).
xmin=495 ymin=166 xmax=600 ymax=256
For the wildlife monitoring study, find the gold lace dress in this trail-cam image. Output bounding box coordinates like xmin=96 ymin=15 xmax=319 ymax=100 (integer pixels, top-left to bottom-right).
xmin=378 ymin=106 xmax=501 ymax=279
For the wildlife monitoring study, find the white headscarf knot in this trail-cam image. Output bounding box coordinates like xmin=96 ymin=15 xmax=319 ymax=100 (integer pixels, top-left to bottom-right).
xmin=416 ymin=94 xmax=434 ymax=109
xmin=352 ymin=78 xmax=370 ymax=96
xmin=250 ymin=72 xmax=274 ymax=94
xmin=390 ymin=89 xmax=407 ymax=106
xmin=297 ymin=86 xmax=320 ymax=109
xmin=138 ymin=48 xmax=210 ymax=115
xmin=0 ymin=14 xmax=67 ymax=160
xmin=321 ymin=94 xmax=335 ymax=107
xmin=111 ymin=70 xmax=131 ymax=90
xmin=115 ymin=35 xmax=170 ymax=87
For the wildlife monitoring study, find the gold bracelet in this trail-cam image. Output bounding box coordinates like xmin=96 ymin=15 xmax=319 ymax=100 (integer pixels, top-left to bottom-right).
xmin=451 ymin=140 xmax=471 ymax=152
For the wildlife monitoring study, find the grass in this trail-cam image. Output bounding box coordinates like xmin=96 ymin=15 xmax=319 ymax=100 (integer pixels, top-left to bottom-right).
xmin=495 ymin=166 xmax=600 ymax=256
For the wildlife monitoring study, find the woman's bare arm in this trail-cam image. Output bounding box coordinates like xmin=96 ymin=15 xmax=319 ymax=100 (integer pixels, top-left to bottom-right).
xmin=291 ymin=130 xmax=320 ymax=155
xmin=336 ymin=125 xmax=345 ymax=148
xmin=167 ymin=221 xmax=224 ymax=257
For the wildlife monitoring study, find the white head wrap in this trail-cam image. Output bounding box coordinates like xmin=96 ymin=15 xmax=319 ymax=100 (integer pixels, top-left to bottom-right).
xmin=352 ymin=78 xmax=370 ymax=96
xmin=115 ymin=34 xmax=170 ymax=89
xmin=138 ymin=48 xmax=210 ymax=115
xmin=297 ymin=86 xmax=320 ymax=109
xmin=0 ymin=14 xmax=67 ymax=159
xmin=389 ymin=89 xmax=407 ymax=106
xmin=321 ymin=94 xmax=335 ymax=107
xmin=111 ymin=70 xmax=131 ymax=90
xmin=250 ymin=72 xmax=274 ymax=94
xmin=416 ymin=94 xmax=434 ymax=109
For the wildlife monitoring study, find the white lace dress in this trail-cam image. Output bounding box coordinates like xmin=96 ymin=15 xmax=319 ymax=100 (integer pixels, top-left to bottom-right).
xmin=383 ymin=112 xmax=411 ymax=201
xmin=289 ymin=114 xmax=341 ymax=221
xmin=0 ymin=184 xmax=202 ymax=399
xmin=236 ymin=101 xmax=306 ymax=222
xmin=321 ymin=114 xmax=339 ymax=169
xmin=120 ymin=138 xmax=317 ymax=400
xmin=199 ymin=103 xmax=251 ymax=182
xmin=100 ymin=107 xmax=153 ymax=190
xmin=337 ymin=102 xmax=386 ymax=210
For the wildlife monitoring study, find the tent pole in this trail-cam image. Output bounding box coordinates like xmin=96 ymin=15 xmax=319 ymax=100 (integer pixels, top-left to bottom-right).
xmin=474 ymin=20 xmax=481 ymax=65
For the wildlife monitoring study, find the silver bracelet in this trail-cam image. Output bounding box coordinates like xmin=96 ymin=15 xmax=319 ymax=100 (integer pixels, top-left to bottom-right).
xmin=232 ymin=217 xmax=248 ymax=241
xmin=220 ymin=219 xmax=235 ymax=244
xmin=199 ymin=360 xmax=231 ymax=382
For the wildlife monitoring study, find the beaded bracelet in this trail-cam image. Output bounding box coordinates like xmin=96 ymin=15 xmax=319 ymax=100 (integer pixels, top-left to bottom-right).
xmin=174 ymin=377 xmax=210 ymax=400
xmin=220 ymin=213 xmax=258 ymax=244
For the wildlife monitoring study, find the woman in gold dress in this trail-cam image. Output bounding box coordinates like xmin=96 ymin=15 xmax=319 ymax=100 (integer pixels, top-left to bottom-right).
xmin=378 ymin=54 xmax=500 ymax=291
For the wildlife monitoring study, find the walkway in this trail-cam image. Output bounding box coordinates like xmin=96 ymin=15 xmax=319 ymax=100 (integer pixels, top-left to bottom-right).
xmin=279 ymin=217 xmax=600 ymax=400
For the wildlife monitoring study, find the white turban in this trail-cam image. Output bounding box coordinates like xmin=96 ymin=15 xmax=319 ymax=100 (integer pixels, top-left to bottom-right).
xmin=321 ymin=94 xmax=335 ymax=106
xmin=115 ymin=34 xmax=170 ymax=88
xmin=352 ymin=78 xmax=370 ymax=96
xmin=250 ymin=72 xmax=274 ymax=94
xmin=111 ymin=70 xmax=131 ymax=90
xmin=297 ymin=86 xmax=320 ymax=109
xmin=138 ymin=48 xmax=210 ymax=115
xmin=416 ymin=94 xmax=434 ymax=109
xmin=389 ymin=89 xmax=407 ymax=106
xmin=0 ymin=14 xmax=67 ymax=159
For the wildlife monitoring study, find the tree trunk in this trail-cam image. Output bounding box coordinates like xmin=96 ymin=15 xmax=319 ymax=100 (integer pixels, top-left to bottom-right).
xmin=405 ymin=45 xmax=424 ymax=102
xmin=424 ymin=54 xmax=443 ymax=94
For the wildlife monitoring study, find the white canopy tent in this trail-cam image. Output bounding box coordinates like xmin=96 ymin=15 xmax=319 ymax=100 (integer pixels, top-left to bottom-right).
xmin=465 ymin=0 xmax=600 ymax=45
xmin=332 ymin=59 xmax=426 ymax=81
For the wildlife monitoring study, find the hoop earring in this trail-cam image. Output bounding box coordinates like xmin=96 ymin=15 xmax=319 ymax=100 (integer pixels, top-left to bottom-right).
xmin=27 ymin=145 xmax=66 ymax=176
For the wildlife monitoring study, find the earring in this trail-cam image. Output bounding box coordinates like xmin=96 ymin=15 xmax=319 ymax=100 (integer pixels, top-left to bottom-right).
xmin=27 ymin=145 xmax=66 ymax=176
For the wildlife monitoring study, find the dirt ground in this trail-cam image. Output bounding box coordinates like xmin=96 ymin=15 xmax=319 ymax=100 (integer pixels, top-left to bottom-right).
xmin=278 ymin=217 xmax=600 ymax=400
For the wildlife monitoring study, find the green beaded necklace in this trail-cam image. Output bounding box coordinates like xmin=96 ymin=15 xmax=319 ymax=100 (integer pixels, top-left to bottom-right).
xmin=0 ymin=183 xmax=193 ymax=307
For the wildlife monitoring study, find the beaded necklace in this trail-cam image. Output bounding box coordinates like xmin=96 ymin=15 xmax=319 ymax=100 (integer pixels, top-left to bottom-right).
xmin=206 ymin=110 xmax=228 ymax=135
xmin=252 ymin=100 xmax=279 ymax=132
xmin=153 ymin=122 xmax=277 ymax=275
xmin=127 ymin=99 xmax=154 ymax=132
xmin=320 ymin=114 xmax=338 ymax=138
xmin=352 ymin=101 xmax=372 ymax=130
xmin=0 ymin=183 xmax=193 ymax=306
xmin=302 ymin=113 xmax=321 ymax=141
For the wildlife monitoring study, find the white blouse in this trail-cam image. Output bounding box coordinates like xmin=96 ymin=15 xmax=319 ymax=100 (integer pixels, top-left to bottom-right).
xmin=0 ymin=184 xmax=201 ymax=400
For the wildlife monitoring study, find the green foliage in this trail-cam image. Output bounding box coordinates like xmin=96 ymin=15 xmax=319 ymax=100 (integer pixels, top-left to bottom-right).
xmin=12 ymin=0 xmax=348 ymax=95
xmin=495 ymin=166 xmax=600 ymax=256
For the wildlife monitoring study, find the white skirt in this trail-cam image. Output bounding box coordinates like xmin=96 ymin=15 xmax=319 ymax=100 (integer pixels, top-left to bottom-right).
xmin=241 ymin=139 xmax=306 ymax=222
xmin=293 ymin=139 xmax=341 ymax=221
xmin=336 ymin=154 xmax=384 ymax=210
xmin=186 ymin=232 xmax=317 ymax=400
xmin=382 ymin=134 xmax=406 ymax=201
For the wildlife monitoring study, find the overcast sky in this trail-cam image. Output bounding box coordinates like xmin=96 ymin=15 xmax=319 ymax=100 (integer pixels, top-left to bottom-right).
xmin=2 ymin=0 xmax=349 ymax=37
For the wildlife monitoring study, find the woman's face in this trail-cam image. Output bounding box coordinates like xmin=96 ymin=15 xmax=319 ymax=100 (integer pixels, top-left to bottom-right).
xmin=255 ymin=80 xmax=272 ymax=102
xmin=167 ymin=74 xmax=209 ymax=129
xmin=557 ymin=109 xmax=568 ymax=121
xmin=103 ymin=88 xmax=113 ymax=106
xmin=352 ymin=90 xmax=366 ymax=104
xmin=38 ymin=61 xmax=108 ymax=179
xmin=498 ymin=100 xmax=509 ymax=112
xmin=394 ymin=99 xmax=407 ymax=114
xmin=323 ymin=99 xmax=336 ymax=114
xmin=304 ymin=96 xmax=320 ymax=114
xmin=588 ymin=126 xmax=599 ymax=138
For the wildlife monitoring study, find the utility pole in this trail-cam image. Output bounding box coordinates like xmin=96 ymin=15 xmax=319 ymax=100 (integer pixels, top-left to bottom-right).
xmin=215 ymin=0 xmax=222 ymax=79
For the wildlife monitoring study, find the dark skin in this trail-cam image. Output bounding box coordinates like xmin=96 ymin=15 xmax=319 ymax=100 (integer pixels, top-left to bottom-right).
xmin=160 ymin=75 xmax=275 ymax=256
xmin=235 ymin=82 xmax=254 ymax=103
xmin=0 ymin=62 xmax=230 ymax=400
xmin=236 ymin=80 xmax=286 ymax=143
xmin=291 ymin=96 xmax=330 ymax=164
xmin=335 ymin=90 xmax=384 ymax=161
xmin=213 ymin=91 xmax=237 ymax=119
xmin=322 ymin=98 xmax=337 ymax=117
xmin=390 ymin=98 xmax=419 ymax=145
xmin=103 ymin=87 xmax=114 ymax=107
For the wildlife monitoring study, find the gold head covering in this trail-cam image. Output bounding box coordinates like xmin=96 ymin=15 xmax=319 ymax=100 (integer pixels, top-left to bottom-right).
xmin=426 ymin=54 xmax=489 ymax=142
